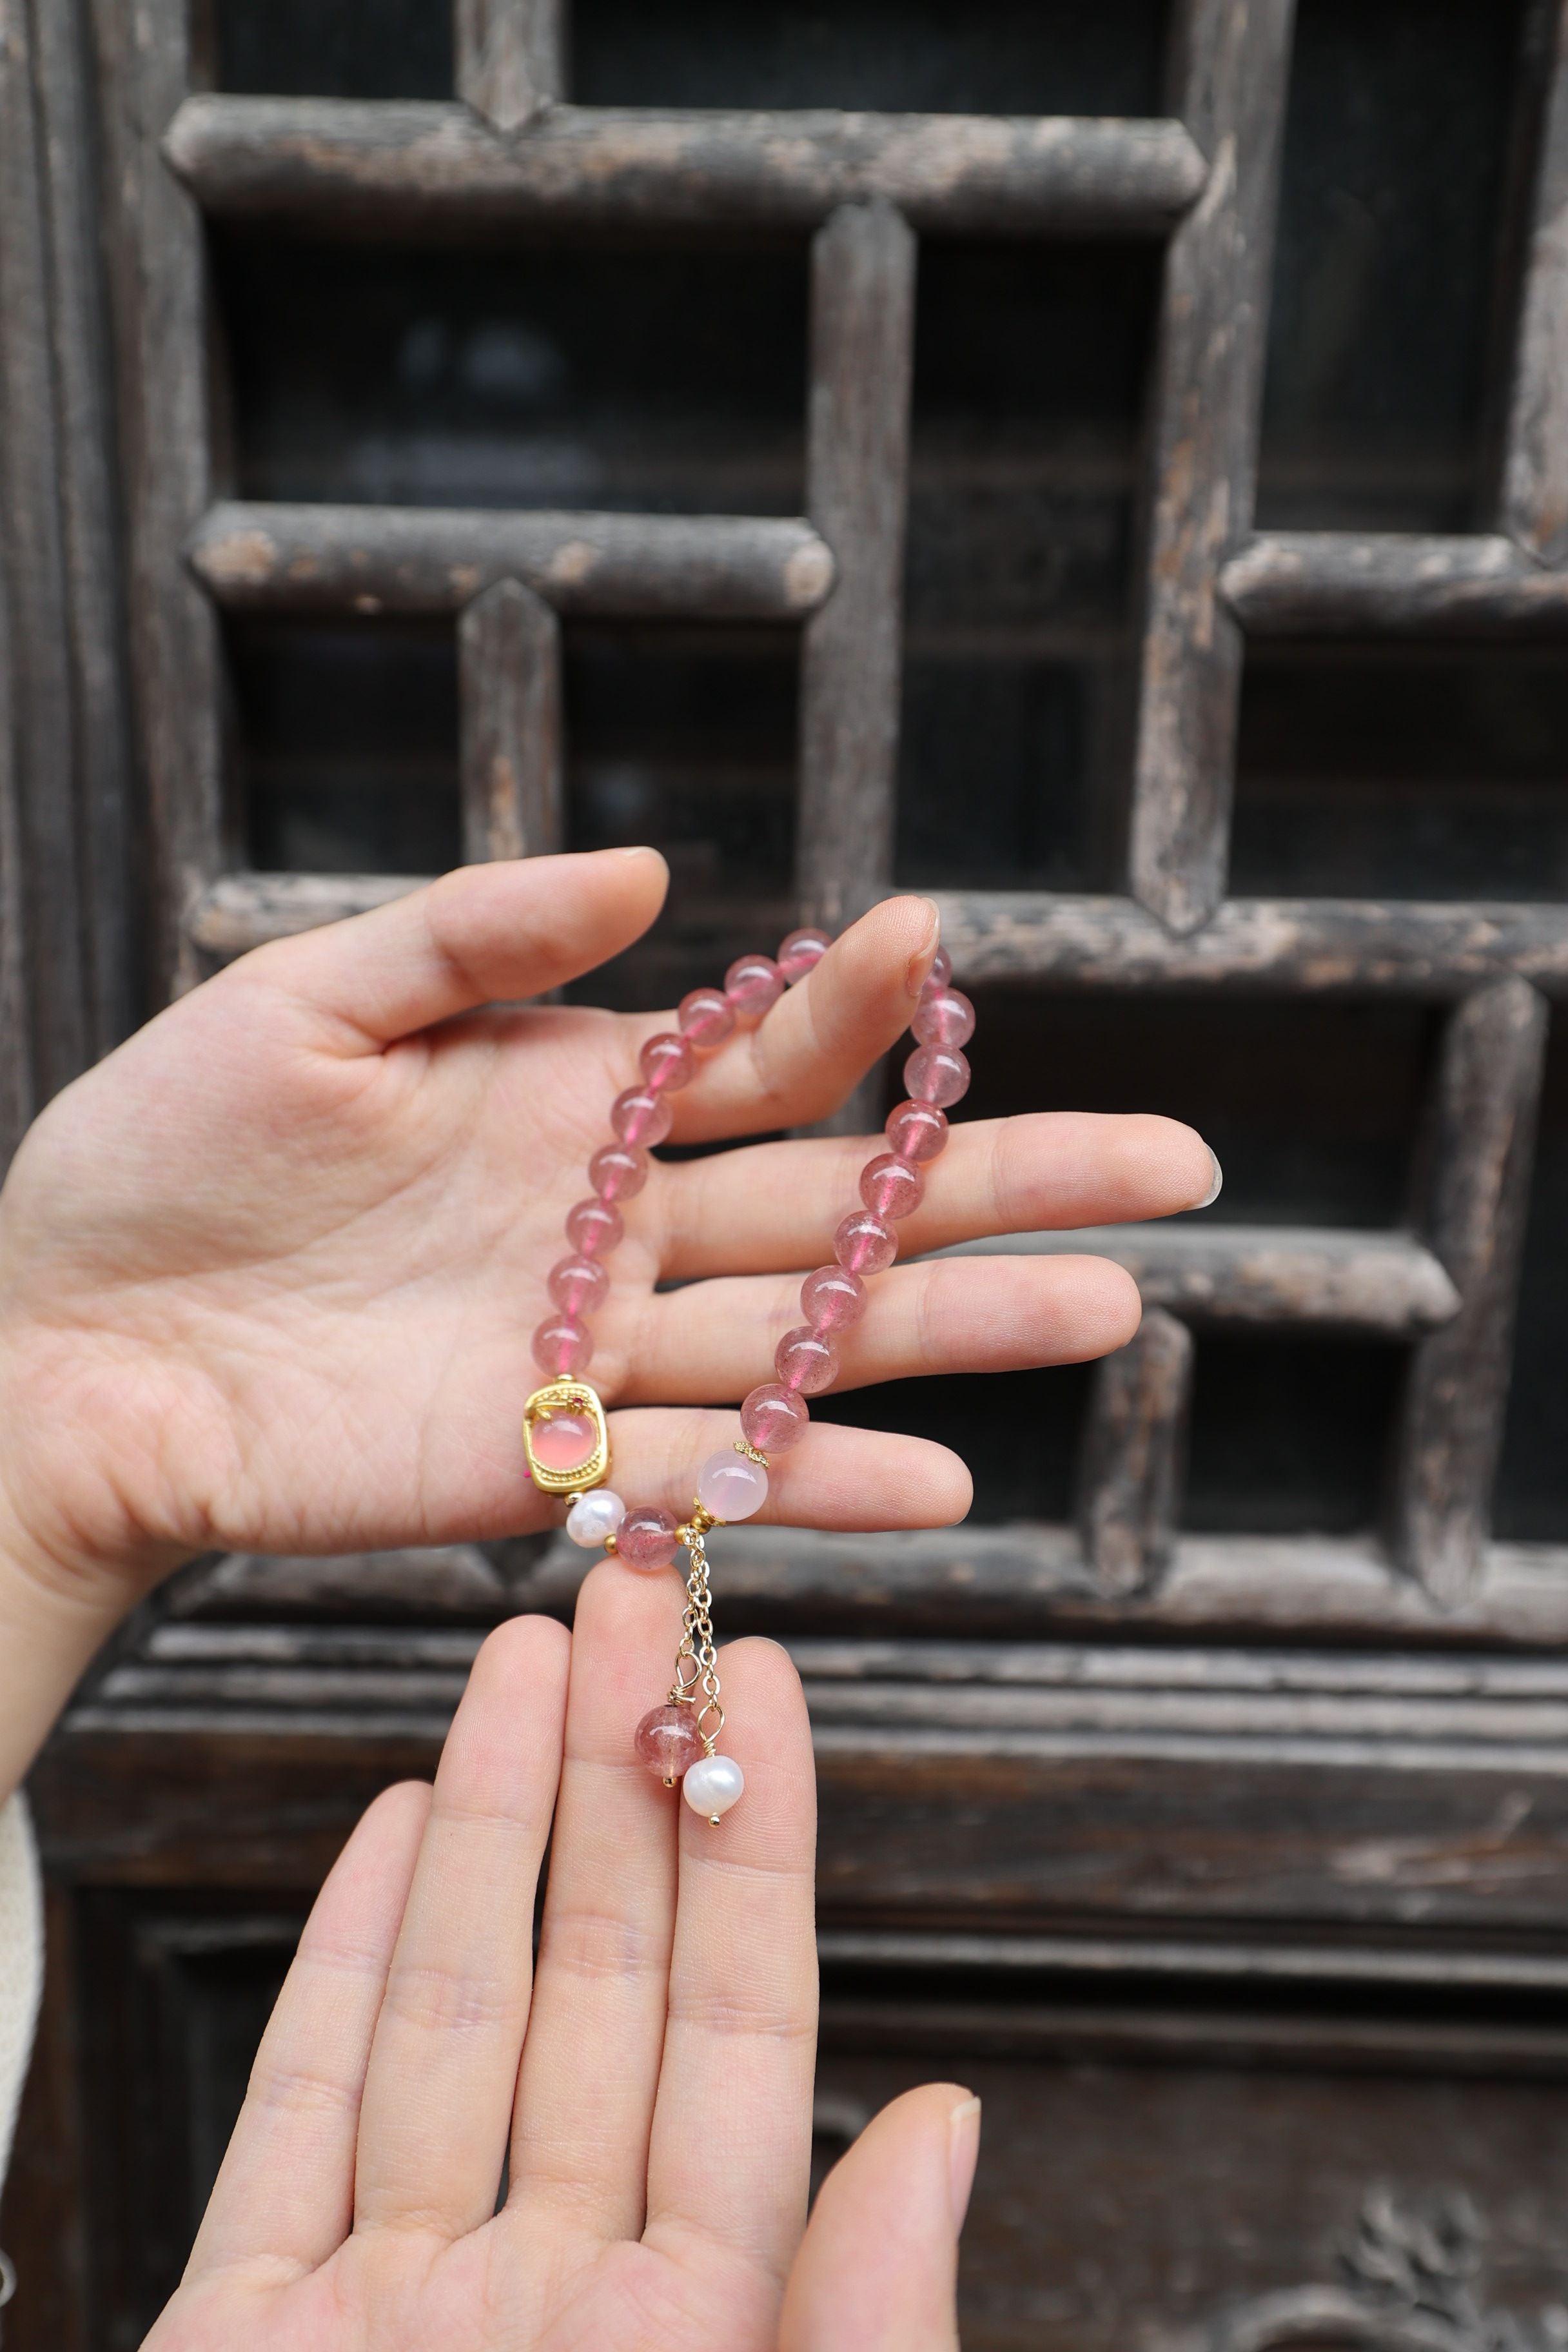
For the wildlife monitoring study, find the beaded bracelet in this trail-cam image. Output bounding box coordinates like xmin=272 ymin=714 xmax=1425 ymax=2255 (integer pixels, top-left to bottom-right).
xmin=522 ymin=925 xmax=975 ymax=1824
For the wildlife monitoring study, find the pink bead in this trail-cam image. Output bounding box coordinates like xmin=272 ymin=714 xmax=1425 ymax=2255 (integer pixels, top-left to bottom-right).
xmin=775 ymin=1325 xmax=840 ymax=1395
xmin=886 ymin=1100 xmax=949 ymax=1164
xmin=777 ymin=927 xmax=832 ymax=984
xmin=635 ymin=1703 xmax=705 ymax=1783
xmin=618 ymin=1506 xmax=681 ymax=1570
xmin=567 ymin=1197 xmax=623 ymax=1257
xmin=912 ymin=986 xmax=975 ymax=1050
xmin=531 ymin=1407 xmax=599 ymax=1472
xmin=611 ymin=1086 xmax=674 ymax=1148
xmin=547 ymin=1253 xmax=609 ymax=1318
xmin=905 ymin=1044 xmax=970 ymax=1110
xmin=741 ymin=1382 xmax=809 ymax=1453
xmin=725 ymin=953 xmax=783 ymax=1019
xmin=859 ymin=1153 xmax=924 ymax=1221
xmin=800 ymin=1263 xmax=867 ymax=1331
xmin=696 ymin=1449 xmax=769 ymax=1520
xmin=927 ymin=946 xmax=952 ymax=987
xmin=835 ymin=1209 xmax=897 ymax=1278
xmin=640 ymin=1031 xmax=695 ymax=1092
xmin=532 ymin=1316 xmax=592 ymax=1377
xmin=678 ymin=986 xmax=736 ymax=1047
xmin=589 ymin=1142 xmax=649 ymax=1202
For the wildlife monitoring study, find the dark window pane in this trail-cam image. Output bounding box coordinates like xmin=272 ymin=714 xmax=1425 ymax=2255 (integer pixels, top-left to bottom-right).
xmin=1233 ymin=643 xmax=1568 ymax=900
xmin=816 ymin=1366 xmax=1092 ymax=1526
xmin=897 ymin=242 xmax=1161 ymax=893
xmin=571 ymin=0 xmax=1167 ymax=113
xmin=208 ymin=0 xmax=452 ymax=98
xmin=1496 ymin=1013 xmax=1568 ymax=1542
xmin=215 ymin=233 xmax=807 ymax=515
xmin=228 ymin=617 xmax=461 ymax=875
xmin=1258 ymin=0 xmax=1526 ymax=531
xmin=1185 ymin=1336 xmax=1404 ymax=1536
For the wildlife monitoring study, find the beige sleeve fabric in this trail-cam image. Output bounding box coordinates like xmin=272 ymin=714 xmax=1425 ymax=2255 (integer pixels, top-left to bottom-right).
xmin=0 ymin=1792 xmax=43 ymax=2202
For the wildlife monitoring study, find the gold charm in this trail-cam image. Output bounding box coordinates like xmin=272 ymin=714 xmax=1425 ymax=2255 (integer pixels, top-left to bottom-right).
xmin=522 ymin=1379 xmax=611 ymax=1495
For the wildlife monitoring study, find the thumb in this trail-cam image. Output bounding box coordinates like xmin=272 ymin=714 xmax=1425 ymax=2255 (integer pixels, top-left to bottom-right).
xmin=779 ymin=2082 xmax=981 ymax=2351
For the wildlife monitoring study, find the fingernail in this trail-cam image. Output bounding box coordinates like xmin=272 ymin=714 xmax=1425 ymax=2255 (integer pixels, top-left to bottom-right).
xmin=906 ymin=897 xmax=942 ymax=997
xmin=616 ymin=843 xmax=663 ymax=859
xmin=948 ymin=2094 xmax=981 ymax=2230
xmin=1193 ymin=1148 xmax=1223 ymax=1210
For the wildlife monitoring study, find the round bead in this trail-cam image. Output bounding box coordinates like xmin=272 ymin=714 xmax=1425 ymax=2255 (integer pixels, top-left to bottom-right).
xmin=532 ymin=1315 xmax=591 ymax=1377
xmin=530 ymin=1407 xmax=599 ymax=1473
xmin=696 ymin=1449 xmax=769 ymax=1521
xmin=800 ymin=1262 xmax=867 ymax=1331
xmin=683 ymin=1752 xmax=745 ymax=1820
xmin=834 ymin=1208 xmax=897 ymax=1278
xmin=928 ymin=946 xmax=952 ymax=988
xmin=905 ymin=1044 xmax=971 ymax=1110
xmin=636 ymin=1703 xmax=705 ymax=1783
xmin=859 ymin=1152 xmax=924 ymax=1222
xmin=617 ymin=1506 xmax=681 ymax=1571
xmin=886 ymin=1099 xmax=949 ymax=1164
xmin=912 ymin=986 xmax=976 ymax=1050
xmin=678 ymin=986 xmax=736 ymax=1047
xmin=775 ymin=1326 xmax=839 ymax=1396
xmin=611 ymin=1087 xmax=674 ymax=1148
xmin=725 ymin=953 xmax=784 ymax=1019
xmin=741 ymin=1382 xmax=809 ymax=1454
xmin=547 ymin=1253 xmax=609 ymax=1318
xmin=566 ymin=1488 xmax=625 ymax=1547
xmin=566 ymin=1197 xmax=623 ymax=1257
xmin=777 ymin=927 xmax=832 ymax=984
xmin=640 ymin=1031 xmax=696 ymax=1092
xmin=589 ymin=1142 xmax=649 ymax=1202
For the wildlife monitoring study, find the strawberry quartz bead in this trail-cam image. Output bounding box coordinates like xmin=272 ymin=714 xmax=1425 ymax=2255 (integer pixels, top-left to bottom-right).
xmin=589 ymin=1142 xmax=649 ymax=1202
xmin=533 ymin=1315 xmax=592 ymax=1377
xmin=912 ymin=987 xmax=975 ymax=1050
xmin=887 ymin=1100 xmax=948 ymax=1163
xmin=678 ymin=986 xmax=736 ymax=1046
xmin=905 ymin=1043 xmax=970 ymax=1110
xmin=725 ymin=953 xmax=783 ymax=1019
xmin=860 ymin=1153 xmax=924 ymax=1221
xmin=778 ymin=928 xmax=831 ymax=984
xmin=635 ymin=1703 xmax=705 ymax=1784
xmin=927 ymin=946 xmax=952 ymax=987
xmin=618 ymin=1507 xmax=681 ymax=1571
xmin=611 ymin=1086 xmax=674 ymax=1148
xmin=741 ymin=1382 xmax=809 ymax=1453
xmin=547 ymin=1253 xmax=609 ymax=1317
xmin=835 ymin=1208 xmax=897 ymax=1277
xmin=801 ymin=1263 xmax=867 ymax=1331
xmin=776 ymin=1326 xmax=839 ymax=1394
xmin=640 ymin=1032 xmax=695 ymax=1092
xmin=567 ymin=1197 xmax=623 ymax=1257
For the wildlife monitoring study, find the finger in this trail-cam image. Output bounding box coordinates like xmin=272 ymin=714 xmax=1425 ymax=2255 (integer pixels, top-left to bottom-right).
xmin=239 ymin=848 xmax=669 ymax=1050
xmin=186 ymin=1781 xmax=431 ymax=2280
xmin=645 ymin=1638 xmax=818 ymax=2300
xmin=654 ymin=896 xmax=940 ymax=1142
xmin=659 ymin=1112 xmax=1217 ymax=1280
xmin=508 ymin=1560 xmax=685 ymax=2242
xmin=779 ymin=2084 xmax=979 ymax=2352
xmin=620 ymin=1253 xmax=1141 ymax=1404
xmin=354 ymin=1615 xmax=571 ymax=2238
xmin=604 ymin=1410 xmax=974 ymax=1529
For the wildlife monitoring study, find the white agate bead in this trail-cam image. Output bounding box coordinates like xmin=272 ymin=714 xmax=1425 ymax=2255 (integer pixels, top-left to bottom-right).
xmin=682 ymin=1752 xmax=745 ymax=1821
xmin=566 ymin=1487 xmax=626 ymax=1547
xmin=696 ymin=1449 xmax=768 ymax=1522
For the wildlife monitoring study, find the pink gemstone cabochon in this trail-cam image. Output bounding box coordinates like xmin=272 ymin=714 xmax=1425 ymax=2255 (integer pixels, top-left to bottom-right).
xmin=531 ymin=1409 xmax=598 ymax=1471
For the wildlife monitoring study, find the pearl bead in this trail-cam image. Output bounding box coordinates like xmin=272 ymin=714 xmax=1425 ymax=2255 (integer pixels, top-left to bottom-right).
xmin=696 ymin=1449 xmax=769 ymax=1520
xmin=683 ymin=1752 xmax=744 ymax=1821
xmin=635 ymin=1703 xmax=705 ymax=1783
xmin=566 ymin=1487 xmax=625 ymax=1547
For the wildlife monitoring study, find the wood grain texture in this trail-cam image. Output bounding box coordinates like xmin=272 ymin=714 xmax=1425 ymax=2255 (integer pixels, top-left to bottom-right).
xmin=186 ymin=870 xmax=424 ymax=959
xmin=1222 ymin=530 xmax=1568 ymax=631
xmin=1129 ymin=0 xmax=1297 ymax=936
xmin=163 ymin=96 xmax=1208 ymax=235
xmin=1503 ymin=1 xmax=1568 ymax=561
xmin=458 ymin=578 xmax=562 ymax=861
xmin=188 ymin=499 xmax=835 ymax=620
xmin=455 ymin=0 xmax=563 ymax=132
xmin=1392 ymin=979 xmax=1549 ymax=1607
xmin=1077 ymin=1308 xmax=1193 ymax=1593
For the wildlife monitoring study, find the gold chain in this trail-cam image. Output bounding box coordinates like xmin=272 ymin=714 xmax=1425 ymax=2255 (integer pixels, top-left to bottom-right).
xmin=670 ymin=1518 xmax=723 ymax=1752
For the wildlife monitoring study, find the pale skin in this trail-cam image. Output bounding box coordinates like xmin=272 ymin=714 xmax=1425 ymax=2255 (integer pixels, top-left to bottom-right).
xmin=0 ymin=850 xmax=1214 ymax=2347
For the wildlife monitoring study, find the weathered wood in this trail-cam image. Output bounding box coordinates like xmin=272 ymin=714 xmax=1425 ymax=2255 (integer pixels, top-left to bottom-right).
xmin=187 ymin=500 xmax=834 ymax=620
xmin=164 ymin=96 xmax=1209 ymax=235
xmin=1392 ymin=979 xmax=1549 ymax=1607
xmin=1503 ymin=1 xmax=1568 ymax=561
xmin=1077 ymin=1308 xmax=1193 ymax=1594
xmin=455 ymin=0 xmax=563 ymax=133
xmin=187 ymin=871 xmax=422 ymax=959
xmin=165 ymin=1545 xmax=510 ymax=1621
xmin=458 ymin=578 xmax=562 ymax=861
xmin=1222 ymin=530 xmax=1568 ymax=632
xmin=1128 ymin=0 xmax=1297 ymax=937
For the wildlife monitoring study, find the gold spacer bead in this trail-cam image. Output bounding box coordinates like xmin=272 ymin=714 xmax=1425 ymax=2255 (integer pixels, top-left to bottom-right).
xmin=732 ymin=1438 xmax=769 ymax=1467
xmin=603 ymin=1531 xmax=618 ymax=1555
xmin=684 ymin=1502 xmax=718 ymax=1536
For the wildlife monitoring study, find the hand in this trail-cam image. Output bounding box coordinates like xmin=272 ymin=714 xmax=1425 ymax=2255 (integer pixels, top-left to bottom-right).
xmin=147 ymin=1590 xmax=981 ymax=2352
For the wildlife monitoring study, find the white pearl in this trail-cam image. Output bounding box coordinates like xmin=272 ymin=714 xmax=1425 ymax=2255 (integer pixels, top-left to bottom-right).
xmin=565 ymin=1487 xmax=626 ymax=1547
xmin=682 ymin=1752 xmax=744 ymax=1821
xmin=696 ymin=1449 xmax=768 ymax=1522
